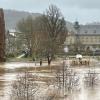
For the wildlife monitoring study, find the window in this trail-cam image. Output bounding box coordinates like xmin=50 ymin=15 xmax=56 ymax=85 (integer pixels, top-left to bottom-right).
xmin=93 ymin=30 xmax=96 ymax=33
xmin=85 ymin=30 xmax=88 ymax=33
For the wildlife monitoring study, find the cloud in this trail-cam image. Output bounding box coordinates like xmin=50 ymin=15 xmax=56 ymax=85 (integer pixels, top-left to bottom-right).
xmin=0 ymin=0 xmax=100 ymax=24
xmin=64 ymin=0 xmax=100 ymax=9
xmin=1 ymin=0 xmax=100 ymax=10
xmin=1 ymin=0 xmax=100 ymax=11
xmin=0 ymin=0 xmax=49 ymax=12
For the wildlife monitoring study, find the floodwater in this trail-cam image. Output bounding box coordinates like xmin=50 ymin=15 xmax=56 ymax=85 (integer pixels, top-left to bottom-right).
xmin=0 ymin=62 xmax=50 ymax=100
xmin=0 ymin=62 xmax=100 ymax=100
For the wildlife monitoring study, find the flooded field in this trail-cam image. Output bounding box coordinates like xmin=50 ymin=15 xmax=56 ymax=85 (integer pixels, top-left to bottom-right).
xmin=0 ymin=62 xmax=100 ymax=100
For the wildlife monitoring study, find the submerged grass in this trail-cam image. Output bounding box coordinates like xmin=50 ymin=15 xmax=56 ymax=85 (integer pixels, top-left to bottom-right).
xmin=14 ymin=64 xmax=61 ymax=73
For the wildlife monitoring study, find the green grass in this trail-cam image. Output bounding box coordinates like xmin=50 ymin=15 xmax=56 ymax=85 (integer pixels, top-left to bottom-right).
xmin=6 ymin=57 xmax=33 ymax=62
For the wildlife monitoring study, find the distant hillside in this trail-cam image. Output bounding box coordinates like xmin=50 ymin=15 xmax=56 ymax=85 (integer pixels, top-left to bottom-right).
xmin=4 ymin=9 xmax=41 ymax=30
xmin=4 ymin=9 xmax=74 ymax=32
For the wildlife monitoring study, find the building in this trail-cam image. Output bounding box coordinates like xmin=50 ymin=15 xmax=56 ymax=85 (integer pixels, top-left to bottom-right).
xmin=5 ymin=30 xmax=30 ymax=56
xmin=64 ymin=24 xmax=100 ymax=53
xmin=5 ymin=30 xmax=16 ymax=55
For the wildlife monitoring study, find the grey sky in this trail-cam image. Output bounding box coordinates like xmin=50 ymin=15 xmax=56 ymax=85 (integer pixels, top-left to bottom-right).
xmin=0 ymin=0 xmax=100 ymax=24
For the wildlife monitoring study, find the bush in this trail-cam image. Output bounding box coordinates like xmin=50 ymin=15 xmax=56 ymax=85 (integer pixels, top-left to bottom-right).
xmin=6 ymin=53 xmax=15 ymax=58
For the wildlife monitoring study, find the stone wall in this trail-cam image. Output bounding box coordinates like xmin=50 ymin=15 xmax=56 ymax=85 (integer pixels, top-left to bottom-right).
xmin=0 ymin=8 xmax=5 ymax=62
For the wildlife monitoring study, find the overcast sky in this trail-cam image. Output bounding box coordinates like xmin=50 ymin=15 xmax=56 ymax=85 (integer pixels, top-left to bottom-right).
xmin=0 ymin=0 xmax=100 ymax=24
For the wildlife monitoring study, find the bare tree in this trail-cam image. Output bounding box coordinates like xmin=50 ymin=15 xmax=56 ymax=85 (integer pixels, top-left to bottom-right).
xmin=16 ymin=16 xmax=46 ymax=58
xmin=55 ymin=63 xmax=80 ymax=95
xmin=17 ymin=16 xmax=34 ymax=56
xmin=10 ymin=71 xmax=39 ymax=100
xmin=16 ymin=5 xmax=67 ymax=60
xmin=41 ymin=4 xmax=68 ymax=63
xmin=84 ymin=69 xmax=99 ymax=87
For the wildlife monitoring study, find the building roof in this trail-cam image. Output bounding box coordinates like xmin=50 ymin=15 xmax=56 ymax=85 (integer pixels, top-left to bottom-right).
xmin=79 ymin=25 xmax=100 ymax=35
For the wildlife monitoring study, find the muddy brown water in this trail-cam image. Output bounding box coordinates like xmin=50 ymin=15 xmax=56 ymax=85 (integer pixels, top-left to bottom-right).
xmin=0 ymin=62 xmax=100 ymax=100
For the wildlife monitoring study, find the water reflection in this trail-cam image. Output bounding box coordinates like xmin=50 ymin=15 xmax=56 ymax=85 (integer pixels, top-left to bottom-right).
xmin=0 ymin=72 xmax=16 ymax=100
xmin=4 ymin=62 xmax=48 ymax=69
xmin=86 ymin=87 xmax=100 ymax=100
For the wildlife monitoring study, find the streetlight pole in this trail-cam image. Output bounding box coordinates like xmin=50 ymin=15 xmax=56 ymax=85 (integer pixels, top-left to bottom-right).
xmin=74 ymin=21 xmax=80 ymax=53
